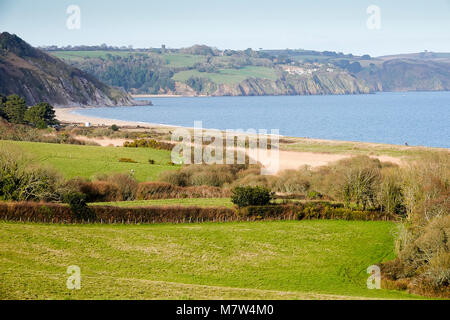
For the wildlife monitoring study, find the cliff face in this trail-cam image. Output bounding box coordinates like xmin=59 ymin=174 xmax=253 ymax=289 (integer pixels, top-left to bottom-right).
xmin=0 ymin=33 xmax=135 ymax=107
xmin=175 ymin=71 xmax=371 ymax=96
xmin=357 ymin=59 xmax=450 ymax=92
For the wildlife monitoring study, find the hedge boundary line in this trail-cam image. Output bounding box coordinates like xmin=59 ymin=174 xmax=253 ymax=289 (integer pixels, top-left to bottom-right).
xmin=0 ymin=202 xmax=396 ymax=224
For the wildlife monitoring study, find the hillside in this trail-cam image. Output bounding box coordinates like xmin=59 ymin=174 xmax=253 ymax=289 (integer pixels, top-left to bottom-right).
xmin=46 ymin=45 xmax=450 ymax=96
xmin=0 ymin=33 xmax=136 ymax=107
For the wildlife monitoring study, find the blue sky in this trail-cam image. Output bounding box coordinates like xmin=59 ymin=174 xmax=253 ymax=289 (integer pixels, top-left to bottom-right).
xmin=0 ymin=0 xmax=449 ymax=56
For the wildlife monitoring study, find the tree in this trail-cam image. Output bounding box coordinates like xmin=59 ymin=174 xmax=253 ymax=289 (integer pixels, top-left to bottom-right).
xmin=24 ymin=102 xmax=57 ymax=128
xmin=3 ymin=95 xmax=27 ymax=124
xmin=0 ymin=95 xmax=6 ymax=120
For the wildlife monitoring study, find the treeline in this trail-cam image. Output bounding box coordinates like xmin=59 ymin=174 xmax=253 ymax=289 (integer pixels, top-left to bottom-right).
xmin=68 ymin=55 xmax=176 ymax=94
xmin=0 ymin=94 xmax=58 ymax=128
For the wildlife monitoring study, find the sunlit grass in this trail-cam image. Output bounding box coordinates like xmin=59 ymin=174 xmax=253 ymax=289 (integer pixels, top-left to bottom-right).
xmin=0 ymin=220 xmax=424 ymax=300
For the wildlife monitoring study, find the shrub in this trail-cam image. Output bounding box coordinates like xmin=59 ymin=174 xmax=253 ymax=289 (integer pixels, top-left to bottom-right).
xmin=377 ymin=174 xmax=405 ymax=216
xmin=273 ymin=170 xmax=310 ymax=195
xmin=123 ymin=138 xmax=174 ymax=151
xmin=118 ymin=158 xmax=137 ymax=163
xmin=159 ymin=164 xmax=250 ymax=188
xmin=111 ymin=124 xmax=119 ymax=132
xmin=80 ymin=181 xmax=122 ymax=202
xmin=63 ymin=192 xmax=95 ymax=221
xmin=231 ymin=186 xmax=271 ymax=207
xmin=0 ymin=147 xmax=62 ymax=202
xmin=136 ymin=182 xmax=227 ymax=200
xmin=136 ymin=182 xmax=176 ymax=200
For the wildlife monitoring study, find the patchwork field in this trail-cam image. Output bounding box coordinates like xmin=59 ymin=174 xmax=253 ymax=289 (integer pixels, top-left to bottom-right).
xmin=0 ymin=220 xmax=422 ymax=300
xmin=0 ymin=140 xmax=178 ymax=181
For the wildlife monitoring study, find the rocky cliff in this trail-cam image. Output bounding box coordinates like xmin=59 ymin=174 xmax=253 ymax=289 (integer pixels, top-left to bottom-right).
xmin=0 ymin=32 xmax=136 ymax=107
xmin=173 ymin=71 xmax=371 ymax=96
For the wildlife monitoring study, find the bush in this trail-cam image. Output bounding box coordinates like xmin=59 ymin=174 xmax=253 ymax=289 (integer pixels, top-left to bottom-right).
xmin=0 ymin=147 xmax=62 ymax=202
xmin=123 ymin=138 xmax=174 ymax=151
xmin=94 ymin=173 xmax=138 ymax=201
xmin=80 ymin=181 xmax=122 ymax=202
xmin=63 ymin=192 xmax=95 ymax=221
xmin=110 ymin=124 xmax=119 ymax=132
xmin=159 ymin=164 xmax=249 ymax=188
xmin=231 ymin=186 xmax=271 ymax=207
xmin=136 ymin=182 xmax=227 ymax=200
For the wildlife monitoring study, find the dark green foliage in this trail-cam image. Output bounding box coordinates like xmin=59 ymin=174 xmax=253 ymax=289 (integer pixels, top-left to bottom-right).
xmin=0 ymin=94 xmax=6 ymax=119
xmin=110 ymin=124 xmax=119 ymax=132
xmin=3 ymin=95 xmax=27 ymax=124
xmin=68 ymin=54 xmax=176 ymax=94
xmin=186 ymin=77 xmax=216 ymax=93
xmin=24 ymin=102 xmax=57 ymax=128
xmin=231 ymin=186 xmax=271 ymax=207
xmin=63 ymin=192 xmax=95 ymax=221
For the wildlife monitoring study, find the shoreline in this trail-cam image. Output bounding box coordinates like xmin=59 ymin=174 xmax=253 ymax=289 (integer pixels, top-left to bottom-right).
xmin=54 ymin=108 xmax=177 ymax=129
xmin=132 ymin=94 xmax=207 ymax=98
xmin=54 ymin=107 xmax=448 ymax=152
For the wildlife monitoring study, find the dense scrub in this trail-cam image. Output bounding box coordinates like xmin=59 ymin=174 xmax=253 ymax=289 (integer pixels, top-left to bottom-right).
xmin=380 ymin=154 xmax=449 ymax=298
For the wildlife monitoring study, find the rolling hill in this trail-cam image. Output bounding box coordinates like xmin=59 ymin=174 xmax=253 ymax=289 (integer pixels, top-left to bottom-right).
xmin=46 ymin=45 xmax=450 ymax=96
xmin=0 ymin=32 xmax=136 ymax=107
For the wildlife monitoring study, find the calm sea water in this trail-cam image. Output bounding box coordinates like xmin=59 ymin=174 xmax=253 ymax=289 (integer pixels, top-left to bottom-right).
xmin=75 ymin=92 xmax=450 ymax=148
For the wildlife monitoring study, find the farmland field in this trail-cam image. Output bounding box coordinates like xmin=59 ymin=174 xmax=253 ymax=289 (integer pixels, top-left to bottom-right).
xmin=0 ymin=140 xmax=178 ymax=181
xmin=0 ymin=220 xmax=423 ymax=300
xmin=162 ymin=53 xmax=206 ymax=68
xmin=172 ymin=66 xmax=280 ymax=84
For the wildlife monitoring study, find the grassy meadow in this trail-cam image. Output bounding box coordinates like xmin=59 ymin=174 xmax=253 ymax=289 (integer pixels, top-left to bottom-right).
xmin=0 ymin=140 xmax=178 ymax=181
xmin=0 ymin=220 xmax=423 ymax=300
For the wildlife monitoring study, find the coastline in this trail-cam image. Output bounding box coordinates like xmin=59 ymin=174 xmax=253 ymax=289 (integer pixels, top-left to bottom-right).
xmin=54 ymin=107 xmax=447 ymax=153
xmin=54 ymin=107 xmax=450 ymax=170
xmin=132 ymin=94 xmax=207 ymax=98
xmin=54 ymin=108 xmax=176 ymax=129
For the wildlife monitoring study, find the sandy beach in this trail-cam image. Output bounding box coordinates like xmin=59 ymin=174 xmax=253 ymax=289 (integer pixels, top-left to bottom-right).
xmin=54 ymin=108 xmax=170 ymax=128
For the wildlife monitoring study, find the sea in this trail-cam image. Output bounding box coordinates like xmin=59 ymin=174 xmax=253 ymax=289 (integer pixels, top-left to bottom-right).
xmin=74 ymin=91 xmax=450 ymax=148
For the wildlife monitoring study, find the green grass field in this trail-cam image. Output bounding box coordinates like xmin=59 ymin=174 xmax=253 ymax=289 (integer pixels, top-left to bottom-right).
xmin=0 ymin=220 xmax=423 ymax=300
xmin=162 ymin=53 xmax=206 ymax=68
xmin=0 ymin=140 xmax=178 ymax=181
xmin=90 ymin=198 xmax=233 ymax=208
xmin=173 ymin=66 xmax=280 ymax=84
